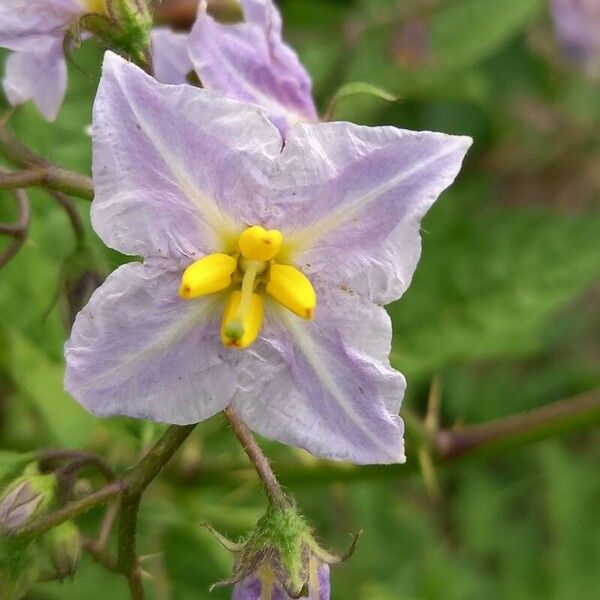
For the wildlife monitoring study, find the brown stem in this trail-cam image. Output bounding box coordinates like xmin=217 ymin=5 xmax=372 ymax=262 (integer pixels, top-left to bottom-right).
xmin=17 ymin=481 xmax=124 ymax=538
xmin=117 ymin=425 xmax=196 ymax=598
xmin=223 ymin=406 xmax=289 ymax=510
xmin=37 ymin=448 xmax=116 ymax=482
xmin=0 ymin=185 xmax=30 ymax=269
xmin=48 ymin=191 xmax=86 ymax=243
xmin=435 ymin=388 xmax=600 ymax=460
xmin=0 ymin=125 xmax=93 ymax=200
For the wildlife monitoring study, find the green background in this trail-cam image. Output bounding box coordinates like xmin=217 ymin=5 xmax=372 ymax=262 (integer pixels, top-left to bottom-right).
xmin=1 ymin=0 xmax=599 ymax=598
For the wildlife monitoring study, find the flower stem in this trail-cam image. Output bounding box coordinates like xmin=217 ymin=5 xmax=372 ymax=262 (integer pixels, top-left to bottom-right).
xmin=223 ymin=406 xmax=289 ymax=510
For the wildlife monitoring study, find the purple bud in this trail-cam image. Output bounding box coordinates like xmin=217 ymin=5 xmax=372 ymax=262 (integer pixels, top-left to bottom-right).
xmin=0 ymin=471 xmax=56 ymax=533
xmin=233 ymin=561 xmax=330 ymax=600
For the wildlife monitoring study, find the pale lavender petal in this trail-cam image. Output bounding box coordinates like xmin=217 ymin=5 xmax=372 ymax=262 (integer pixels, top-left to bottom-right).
xmin=551 ymin=0 xmax=600 ymax=64
xmin=189 ymin=0 xmax=317 ymax=135
xmin=65 ymin=261 xmax=239 ymax=423
xmin=316 ymin=564 xmax=330 ymax=600
xmin=234 ymin=285 xmax=406 ymax=464
xmin=232 ymin=564 xmax=329 ymax=599
xmin=151 ymin=28 xmax=193 ymax=85
xmin=92 ymin=52 xmax=282 ymax=261
xmin=0 ymin=0 xmax=81 ymax=51
xmin=3 ymin=41 xmax=67 ymax=121
xmin=264 ymin=122 xmax=471 ymax=304
xmin=233 ymin=575 xmax=262 ymax=600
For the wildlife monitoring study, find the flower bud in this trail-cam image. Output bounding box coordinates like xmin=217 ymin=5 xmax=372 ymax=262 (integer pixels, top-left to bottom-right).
xmin=78 ymin=0 xmax=152 ymax=65
xmin=47 ymin=520 xmax=82 ymax=579
xmin=0 ymin=466 xmax=56 ymax=533
xmin=205 ymin=506 xmax=359 ymax=600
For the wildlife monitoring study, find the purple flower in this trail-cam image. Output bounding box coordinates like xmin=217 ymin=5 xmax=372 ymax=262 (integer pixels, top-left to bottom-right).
xmin=64 ymin=52 xmax=471 ymax=465
xmin=153 ymin=0 xmax=318 ymax=135
xmin=0 ymin=0 xmax=91 ymax=120
xmin=551 ymin=0 xmax=600 ymax=68
xmin=233 ymin=562 xmax=330 ymax=600
xmin=0 ymin=0 xmax=151 ymax=121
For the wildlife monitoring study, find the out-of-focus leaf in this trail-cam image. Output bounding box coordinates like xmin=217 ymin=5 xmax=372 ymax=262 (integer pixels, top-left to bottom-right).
xmin=1 ymin=325 xmax=94 ymax=447
xmin=0 ymin=450 xmax=35 ymax=484
xmin=325 ymin=81 xmax=398 ymax=119
xmin=430 ymin=0 xmax=543 ymax=68
xmin=390 ymin=178 xmax=600 ymax=376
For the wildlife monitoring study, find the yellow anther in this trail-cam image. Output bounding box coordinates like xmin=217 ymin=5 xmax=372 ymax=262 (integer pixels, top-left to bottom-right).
xmin=179 ymin=253 xmax=236 ymax=300
xmin=83 ymin=0 xmax=106 ymax=14
xmin=239 ymin=226 xmax=283 ymax=262
xmin=221 ymin=290 xmax=264 ymax=349
xmin=267 ymin=264 xmax=316 ymax=320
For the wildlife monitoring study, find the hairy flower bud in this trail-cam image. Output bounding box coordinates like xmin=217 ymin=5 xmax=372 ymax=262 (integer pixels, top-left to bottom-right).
xmin=205 ymin=506 xmax=359 ymax=599
xmin=78 ymin=0 xmax=152 ymax=66
xmin=0 ymin=466 xmax=56 ymax=534
xmin=47 ymin=521 xmax=82 ymax=579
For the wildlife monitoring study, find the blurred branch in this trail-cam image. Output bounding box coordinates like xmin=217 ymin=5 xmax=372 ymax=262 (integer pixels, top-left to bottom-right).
xmin=178 ymin=389 xmax=600 ymax=487
xmin=47 ymin=191 xmax=86 ymax=243
xmin=153 ymin=0 xmax=241 ymax=28
xmin=435 ymin=389 xmax=600 ymax=460
xmin=223 ymin=406 xmax=289 ymax=510
xmin=0 ymin=182 xmax=30 ymax=269
xmin=0 ymin=124 xmax=93 ymax=201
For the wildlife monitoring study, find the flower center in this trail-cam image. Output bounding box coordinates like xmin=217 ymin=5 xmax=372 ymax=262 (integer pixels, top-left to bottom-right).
xmin=178 ymin=226 xmax=316 ymax=350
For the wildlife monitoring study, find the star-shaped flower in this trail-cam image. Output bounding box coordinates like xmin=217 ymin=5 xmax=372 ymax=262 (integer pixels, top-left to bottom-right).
xmin=153 ymin=0 xmax=317 ymax=134
xmin=65 ymin=52 xmax=471 ymax=465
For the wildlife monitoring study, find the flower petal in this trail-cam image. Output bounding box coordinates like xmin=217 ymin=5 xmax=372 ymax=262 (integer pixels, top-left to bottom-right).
xmin=0 ymin=0 xmax=80 ymax=51
xmin=188 ymin=0 xmax=317 ymax=135
xmin=234 ymin=286 xmax=406 ymax=464
xmin=270 ymin=122 xmax=471 ymax=304
xmin=65 ymin=261 xmax=239 ymax=424
xmin=151 ymin=28 xmax=193 ymax=85
xmin=551 ymin=0 xmax=600 ymax=64
xmin=92 ymin=52 xmax=282 ymax=261
xmin=3 ymin=42 xmax=67 ymax=121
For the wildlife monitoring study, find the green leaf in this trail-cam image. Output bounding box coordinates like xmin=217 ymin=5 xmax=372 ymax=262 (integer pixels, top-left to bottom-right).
xmin=325 ymin=81 xmax=398 ymax=119
xmin=430 ymin=0 xmax=543 ymax=68
xmin=0 ymin=325 xmax=95 ymax=447
xmin=0 ymin=451 xmax=35 ymax=485
xmin=390 ymin=179 xmax=600 ymax=376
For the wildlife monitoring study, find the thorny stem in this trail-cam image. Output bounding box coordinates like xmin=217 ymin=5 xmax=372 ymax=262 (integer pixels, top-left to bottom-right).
xmin=177 ymin=389 xmax=600 ymax=488
xmin=223 ymin=406 xmax=290 ymax=510
xmin=0 ymin=124 xmax=93 ymax=200
xmin=117 ymin=424 xmax=196 ymax=598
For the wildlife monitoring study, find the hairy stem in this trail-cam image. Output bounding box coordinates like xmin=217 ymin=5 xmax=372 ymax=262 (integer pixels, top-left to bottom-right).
xmin=223 ymin=406 xmax=289 ymax=510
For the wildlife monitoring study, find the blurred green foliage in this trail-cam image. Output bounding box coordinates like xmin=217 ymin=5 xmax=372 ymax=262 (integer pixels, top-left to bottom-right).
xmin=0 ymin=0 xmax=599 ymax=598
